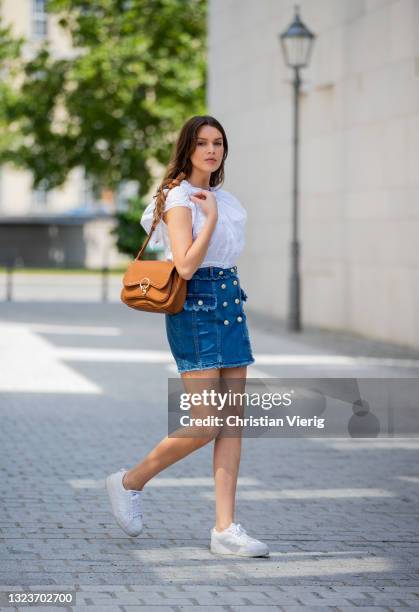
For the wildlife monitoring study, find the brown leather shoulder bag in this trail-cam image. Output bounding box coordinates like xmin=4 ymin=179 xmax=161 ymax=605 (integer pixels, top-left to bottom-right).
xmin=120 ymin=179 xmax=187 ymax=314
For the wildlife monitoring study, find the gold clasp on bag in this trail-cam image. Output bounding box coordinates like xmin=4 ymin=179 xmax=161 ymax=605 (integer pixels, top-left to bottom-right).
xmin=139 ymin=277 xmax=150 ymax=294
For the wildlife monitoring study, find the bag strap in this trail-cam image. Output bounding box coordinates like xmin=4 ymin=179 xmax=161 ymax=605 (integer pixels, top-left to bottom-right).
xmin=135 ymin=172 xmax=186 ymax=262
xmin=135 ymin=214 xmax=159 ymax=261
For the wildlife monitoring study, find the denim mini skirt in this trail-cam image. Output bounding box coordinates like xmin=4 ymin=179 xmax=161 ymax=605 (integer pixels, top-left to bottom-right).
xmin=165 ymin=265 xmax=255 ymax=374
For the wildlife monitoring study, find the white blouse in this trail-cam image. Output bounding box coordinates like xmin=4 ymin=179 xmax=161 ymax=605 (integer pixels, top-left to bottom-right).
xmin=140 ymin=179 xmax=247 ymax=269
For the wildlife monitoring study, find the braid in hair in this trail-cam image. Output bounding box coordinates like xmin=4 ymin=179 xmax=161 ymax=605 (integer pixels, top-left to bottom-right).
xmin=136 ymin=169 xmax=187 ymax=260
xmin=151 ymin=170 xmax=187 ymax=230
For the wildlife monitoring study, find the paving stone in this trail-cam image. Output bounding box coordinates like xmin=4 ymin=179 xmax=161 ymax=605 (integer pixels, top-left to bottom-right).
xmin=0 ymin=300 xmax=418 ymax=610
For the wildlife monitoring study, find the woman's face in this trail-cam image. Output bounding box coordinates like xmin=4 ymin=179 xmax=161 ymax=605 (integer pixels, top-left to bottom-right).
xmin=190 ymin=125 xmax=224 ymax=174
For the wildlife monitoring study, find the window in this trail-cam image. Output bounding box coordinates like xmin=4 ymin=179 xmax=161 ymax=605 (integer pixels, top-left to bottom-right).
xmin=32 ymin=0 xmax=48 ymax=40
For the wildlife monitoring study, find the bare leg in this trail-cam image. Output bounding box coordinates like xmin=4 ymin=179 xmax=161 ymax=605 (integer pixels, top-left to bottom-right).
xmin=123 ymin=368 xmax=222 ymax=491
xmin=213 ymin=366 xmax=247 ymax=531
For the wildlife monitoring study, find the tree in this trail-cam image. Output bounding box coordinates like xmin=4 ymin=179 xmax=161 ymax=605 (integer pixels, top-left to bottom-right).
xmin=2 ymin=0 xmax=207 ymax=198
xmin=0 ymin=19 xmax=24 ymax=156
xmin=111 ymin=195 xmax=156 ymax=260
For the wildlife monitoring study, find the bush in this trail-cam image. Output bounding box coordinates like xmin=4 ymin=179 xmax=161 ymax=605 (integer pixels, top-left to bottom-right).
xmin=111 ymin=196 xmax=158 ymax=260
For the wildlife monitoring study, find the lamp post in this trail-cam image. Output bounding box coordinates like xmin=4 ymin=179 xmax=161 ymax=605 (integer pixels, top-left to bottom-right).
xmin=279 ymin=5 xmax=315 ymax=332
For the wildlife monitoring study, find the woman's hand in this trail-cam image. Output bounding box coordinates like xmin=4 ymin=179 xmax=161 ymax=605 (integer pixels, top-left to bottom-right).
xmin=189 ymin=189 xmax=218 ymax=220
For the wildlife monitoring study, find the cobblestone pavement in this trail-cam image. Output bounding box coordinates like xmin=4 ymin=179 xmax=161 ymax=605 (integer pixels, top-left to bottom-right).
xmin=0 ymin=289 xmax=418 ymax=611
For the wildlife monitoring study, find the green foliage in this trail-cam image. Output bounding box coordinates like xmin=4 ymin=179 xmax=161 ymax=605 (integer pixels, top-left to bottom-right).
xmin=0 ymin=0 xmax=206 ymax=257
xmin=111 ymin=195 xmax=158 ymax=259
xmin=4 ymin=47 xmax=72 ymax=189
xmin=0 ymin=20 xmax=24 ymax=154
xmin=2 ymin=0 xmax=207 ymax=194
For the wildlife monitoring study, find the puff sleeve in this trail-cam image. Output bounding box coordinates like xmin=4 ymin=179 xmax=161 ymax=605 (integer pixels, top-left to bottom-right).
xmin=140 ymin=184 xmax=195 ymax=249
xmin=164 ymin=184 xmax=192 ymax=213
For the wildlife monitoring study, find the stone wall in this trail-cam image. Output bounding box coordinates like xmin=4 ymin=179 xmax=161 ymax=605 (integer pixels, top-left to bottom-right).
xmin=208 ymin=0 xmax=419 ymax=348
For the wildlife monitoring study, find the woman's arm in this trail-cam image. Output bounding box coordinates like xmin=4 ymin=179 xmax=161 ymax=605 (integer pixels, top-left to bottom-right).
xmin=163 ymin=190 xmax=218 ymax=280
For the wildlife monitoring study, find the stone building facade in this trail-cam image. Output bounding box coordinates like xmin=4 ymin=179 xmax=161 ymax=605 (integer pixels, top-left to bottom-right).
xmin=208 ymin=0 xmax=419 ymax=349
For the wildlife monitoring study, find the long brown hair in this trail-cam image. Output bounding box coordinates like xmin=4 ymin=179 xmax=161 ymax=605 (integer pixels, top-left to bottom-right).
xmin=150 ymin=115 xmax=228 ymax=229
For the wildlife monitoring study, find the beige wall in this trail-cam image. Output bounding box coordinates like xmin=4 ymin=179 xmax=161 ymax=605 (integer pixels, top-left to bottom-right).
xmin=1 ymin=0 xmax=72 ymax=52
xmin=1 ymin=0 xmax=31 ymax=38
xmin=208 ymin=0 xmax=419 ymax=349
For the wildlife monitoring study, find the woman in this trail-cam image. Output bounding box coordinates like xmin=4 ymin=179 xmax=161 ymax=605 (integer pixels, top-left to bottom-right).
xmin=106 ymin=115 xmax=269 ymax=557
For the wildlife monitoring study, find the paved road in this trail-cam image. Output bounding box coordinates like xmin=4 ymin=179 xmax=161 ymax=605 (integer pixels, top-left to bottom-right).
xmin=0 ymin=290 xmax=418 ymax=611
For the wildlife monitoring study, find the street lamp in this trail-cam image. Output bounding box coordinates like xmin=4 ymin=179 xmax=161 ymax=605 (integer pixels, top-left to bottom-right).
xmin=279 ymin=5 xmax=315 ymax=332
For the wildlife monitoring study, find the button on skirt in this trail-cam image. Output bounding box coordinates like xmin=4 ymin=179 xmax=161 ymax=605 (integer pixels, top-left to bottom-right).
xmin=165 ymin=266 xmax=255 ymax=374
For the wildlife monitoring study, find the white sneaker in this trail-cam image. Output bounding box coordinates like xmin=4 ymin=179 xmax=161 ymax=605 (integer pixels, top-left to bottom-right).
xmin=106 ymin=468 xmax=143 ymax=537
xmin=210 ymin=522 xmax=269 ymax=557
